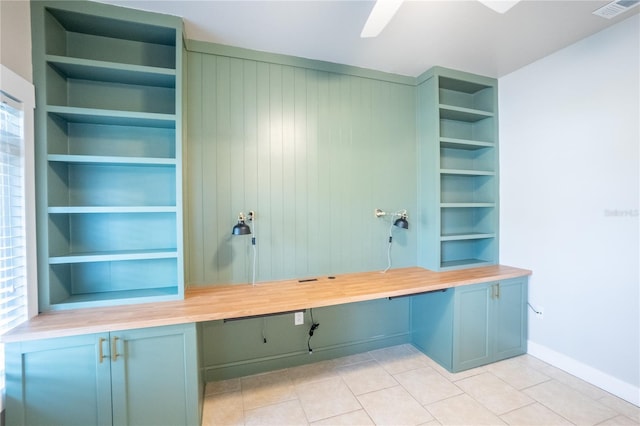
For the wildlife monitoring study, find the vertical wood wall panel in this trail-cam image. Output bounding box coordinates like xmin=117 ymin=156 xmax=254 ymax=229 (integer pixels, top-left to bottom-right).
xmin=187 ymin=51 xmax=417 ymax=285
xmin=186 ymin=52 xmax=203 ymax=285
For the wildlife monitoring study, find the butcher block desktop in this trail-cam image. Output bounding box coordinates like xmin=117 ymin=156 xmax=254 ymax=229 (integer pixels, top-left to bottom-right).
xmin=2 ymin=265 xmax=531 ymax=343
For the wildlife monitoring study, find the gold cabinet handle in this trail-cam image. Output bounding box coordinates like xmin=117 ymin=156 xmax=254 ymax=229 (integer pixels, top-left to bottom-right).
xmin=112 ymin=336 xmax=122 ymax=362
xmin=99 ymin=337 xmax=107 ymax=363
xmin=496 ymin=283 xmax=500 ymax=299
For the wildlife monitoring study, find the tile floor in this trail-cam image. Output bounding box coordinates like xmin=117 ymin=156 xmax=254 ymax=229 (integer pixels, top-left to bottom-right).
xmin=202 ymin=344 xmax=639 ymax=426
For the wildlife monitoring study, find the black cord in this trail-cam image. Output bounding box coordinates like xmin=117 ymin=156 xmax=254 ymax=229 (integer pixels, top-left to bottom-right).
xmin=307 ymin=308 xmax=319 ymax=353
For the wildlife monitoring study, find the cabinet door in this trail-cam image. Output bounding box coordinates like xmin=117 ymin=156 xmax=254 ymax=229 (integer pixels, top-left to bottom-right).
xmin=493 ymin=278 xmax=528 ymax=360
xmin=110 ymin=323 xmax=200 ymax=426
xmin=453 ymin=282 xmax=492 ymax=372
xmin=5 ymin=333 xmax=113 ymax=426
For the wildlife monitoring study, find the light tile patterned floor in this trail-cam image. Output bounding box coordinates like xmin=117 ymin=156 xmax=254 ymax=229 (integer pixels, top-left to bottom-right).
xmin=202 ymin=344 xmax=640 ymax=426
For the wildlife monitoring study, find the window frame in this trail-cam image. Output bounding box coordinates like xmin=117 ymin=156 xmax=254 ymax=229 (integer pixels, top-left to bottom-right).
xmin=0 ymin=64 xmax=37 ymax=413
xmin=0 ymin=65 xmax=37 ymax=322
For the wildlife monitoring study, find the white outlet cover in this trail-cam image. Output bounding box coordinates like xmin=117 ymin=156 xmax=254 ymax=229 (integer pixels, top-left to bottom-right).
xmin=294 ymin=311 xmax=304 ymax=325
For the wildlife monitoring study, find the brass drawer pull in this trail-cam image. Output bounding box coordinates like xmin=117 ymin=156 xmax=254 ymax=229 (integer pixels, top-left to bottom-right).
xmin=98 ymin=337 xmax=107 ymax=363
xmin=112 ymin=336 xmax=122 ymax=362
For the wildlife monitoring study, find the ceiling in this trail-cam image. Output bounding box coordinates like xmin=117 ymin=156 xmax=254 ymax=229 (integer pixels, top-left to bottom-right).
xmin=95 ymin=0 xmax=640 ymax=78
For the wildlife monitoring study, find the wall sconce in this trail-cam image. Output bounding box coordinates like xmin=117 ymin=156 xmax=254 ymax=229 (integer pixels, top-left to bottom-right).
xmin=232 ymin=211 xmax=254 ymax=236
xmin=374 ymin=208 xmax=409 ymax=229
xmin=375 ymin=208 xmax=409 ymax=273
xmin=231 ymin=211 xmax=257 ymax=285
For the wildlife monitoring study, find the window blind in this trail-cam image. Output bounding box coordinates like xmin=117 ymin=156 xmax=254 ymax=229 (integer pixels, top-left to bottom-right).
xmin=0 ymin=94 xmax=28 ymax=394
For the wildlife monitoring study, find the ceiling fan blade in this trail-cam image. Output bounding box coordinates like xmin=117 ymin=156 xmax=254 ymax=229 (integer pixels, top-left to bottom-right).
xmin=477 ymin=0 xmax=522 ymax=14
xmin=361 ymin=0 xmax=404 ymax=38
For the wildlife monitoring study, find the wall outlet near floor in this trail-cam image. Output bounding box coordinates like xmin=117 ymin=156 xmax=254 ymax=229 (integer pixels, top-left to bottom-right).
xmin=294 ymin=311 xmax=304 ymax=325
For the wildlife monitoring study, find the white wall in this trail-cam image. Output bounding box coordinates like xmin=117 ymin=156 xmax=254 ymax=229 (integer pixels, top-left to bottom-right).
xmin=0 ymin=0 xmax=32 ymax=82
xmin=500 ymin=15 xmax=639 ymax=405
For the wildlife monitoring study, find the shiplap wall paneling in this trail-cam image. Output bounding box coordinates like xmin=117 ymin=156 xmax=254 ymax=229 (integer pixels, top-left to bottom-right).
xmin=186 ymin=51 xmax=417 ymax=286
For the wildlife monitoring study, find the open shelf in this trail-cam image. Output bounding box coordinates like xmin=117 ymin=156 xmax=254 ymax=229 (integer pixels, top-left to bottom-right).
xmin=48 ymin=206 xmax=177 ymax=214
xmin=48 ymin=154 xmax=177 ymax=166
xmin=440 ymin=174 xmax=495 ymax=204
xmin=440 ymin=233 xmax=496 ymax=241
xmin=47 ymin=161 xmax=176 ymax=207
xmin=48 ymin=256 xmax=179 ymax=310
xmin=417 ymin=67 xmax=498 ymax=271
xmin=46 ymin=63 xmax=176 ymax=114
xmin=440 ymin=203 xmax=495 ymax=208
xmin=46 ymin=55 xmax=176 ymax=88
xmin=47 ymin=106 xmax=175 ymax=128
xmin=440 ymin=137 xmax=494 ymax=150
xmin=440 ymin=237 xmax=496 ymax=270
xmin=33 ymin=1 xmax=184 ymax=311
xmin=440 ymin=169 xmax=495 ymax=176
xmin=47 ymin=287 xmax=180 ymax=310
xmin=439 ymin=76 xmax=494 ymax=113
xmin=441 ymin=205 xmax=495 ymax=237
xmin=439 ymin=105 xmax=493 ymax=122
xmin=440 ymin=117 xmax=494 ymax=143
xmin=440 ymin=142 xmax=494 ymax=172
xmin=49 ymin=249 xmax=179 ymax=264
xmin=440 ymin=258 xmax=494 ymax=270
xmin=45 ymin=7 xmax=177 ymax=68
xmin=46 ymin=114 xmax=176 ymax=158
xmin=47 ymin=212 xmax=177 ymax=256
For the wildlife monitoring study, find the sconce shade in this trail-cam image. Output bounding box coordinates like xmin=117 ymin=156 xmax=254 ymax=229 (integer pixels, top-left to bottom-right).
xmin=232 ymin=220 xmax=251 ymax=235
xmin=393 ymin=217 xmax=409 ymax=229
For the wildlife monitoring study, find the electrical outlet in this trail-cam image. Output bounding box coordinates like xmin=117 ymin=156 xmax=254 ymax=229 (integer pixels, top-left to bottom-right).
xmin=536 ymin=306 xmax=544 ymax=319
xmin=294 ymin=311 xmax=304 ymax=326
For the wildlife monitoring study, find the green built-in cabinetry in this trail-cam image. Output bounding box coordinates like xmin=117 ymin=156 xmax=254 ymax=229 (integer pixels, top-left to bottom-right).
xmin=5 ymin=323 xmax=202 ymax=426
xmin=417 ymin=67 xmax=498 ymax=271
xmin=411 ymin=277 xmax=528 ymax=373
xmin=30 ymin=1 xmax=184 ymax=310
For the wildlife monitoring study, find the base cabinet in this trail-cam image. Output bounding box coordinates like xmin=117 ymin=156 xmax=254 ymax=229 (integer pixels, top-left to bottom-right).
xmin=411 ymin=277 xmax=527 ymax=372
xmin=5 ymin=323 xmax=201 ymax=426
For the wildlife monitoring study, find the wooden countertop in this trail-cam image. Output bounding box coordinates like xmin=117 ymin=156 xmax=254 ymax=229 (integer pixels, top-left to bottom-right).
xmin=2 ymin=265 xmax=531 ymax=343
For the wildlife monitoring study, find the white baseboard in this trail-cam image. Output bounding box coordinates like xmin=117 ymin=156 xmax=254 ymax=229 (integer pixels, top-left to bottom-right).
xmin=527 ymin=341 xmax=639 ymax=407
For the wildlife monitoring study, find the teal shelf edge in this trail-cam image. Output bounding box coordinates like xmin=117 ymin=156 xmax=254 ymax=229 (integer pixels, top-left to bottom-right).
xmin=46 ymin=55 xmax=176 ymax=88
xmin=46 ymin=287 xmax=181 ymax=311
xmin=439 ymin=75 xmax=493 ymax=94
xmin=48 ymin=206 xmax=177 ymax=214
xmin=440 ymin=137 xmax=494 ymax=150
xmin=47 ymin=105 xmax=176 ymax=128
xmin=439 ymin=105 xmax=493 ymax=122
xmin=440 ymin=233 xmax=495 ymax=241
xmin=48 ymin=154 xmax=177 ymax=166
xmin=49 ymin=249 xmax=179 ymax=264
xmin=440 ymin=259 xmax=494 ymax=270
xmin=440 ymin=168 xmax=495 ymax=176
xmin=441 ymin=203 xmax=495 ymax=208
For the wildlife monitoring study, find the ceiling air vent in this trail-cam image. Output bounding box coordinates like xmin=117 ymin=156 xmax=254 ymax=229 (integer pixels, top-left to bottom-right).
xmin=593 ymin=0 xmax=640 ymax=18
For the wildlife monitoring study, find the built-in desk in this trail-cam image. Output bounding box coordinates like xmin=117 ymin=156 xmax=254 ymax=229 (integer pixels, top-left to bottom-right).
xmin=3 ymin=265 xmax=531 ymax=426
xmin=2 ymin=265 xmax=530 ymax=342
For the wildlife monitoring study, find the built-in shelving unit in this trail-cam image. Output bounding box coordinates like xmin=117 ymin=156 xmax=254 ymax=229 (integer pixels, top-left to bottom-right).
xmin=417 ymin=68 xmax=498 ymax=271
xmin=31 ymin=1 xmax=184 ymax=310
